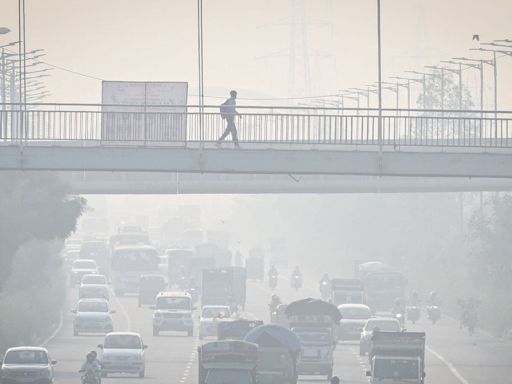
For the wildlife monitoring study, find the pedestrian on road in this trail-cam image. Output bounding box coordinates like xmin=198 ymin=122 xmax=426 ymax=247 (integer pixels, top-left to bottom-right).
xmin=217 ymin=90 xmax=241 ymax=148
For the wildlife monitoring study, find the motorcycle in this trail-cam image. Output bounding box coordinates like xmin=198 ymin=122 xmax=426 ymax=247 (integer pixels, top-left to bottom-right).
xmin=407 ymin=306 xmax=421 ymax=324
xmin=395 ymin=312 xmax=405 ymax=328
xmin=291 ymin=274 xmax=303 ymax=291
xmin=268 ymin=274 xmax=278 ymax=290
xmin=79 ymin=368 xmax=100 ymax=384
xmin=320 ymin=281 xmax=330 ymax=301
xmin=427 ymin=305 xmax=441 ymax=325
xmin=463 ymin=309 xmax=477 ymax=336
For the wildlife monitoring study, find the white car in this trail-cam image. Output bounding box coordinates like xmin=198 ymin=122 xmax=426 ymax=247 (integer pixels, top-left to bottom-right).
xmin=199 ymin=305 xmax=232 ymax=340
xmin=73 ymin=298 xmax=115 ymax=336
xmin=79 ymin=274 xmax=110 ymax=300
xmin=98 ymin=332 xmax=147 ymax=378
xmin=337 ymin=304 xmax=372 ymax=341
xmin=359 ymin=317 xmax=401 ymax=355
xmin=70 ymin=259 xmax=99 ymax=286
xmin=152 ymin=291 xmax=194 ymax=336
xmin=0 ymin=347 xmax=57 ymax=384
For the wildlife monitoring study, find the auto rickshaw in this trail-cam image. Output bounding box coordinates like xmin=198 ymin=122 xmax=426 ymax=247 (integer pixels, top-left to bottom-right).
xmin=138 ymin=274 xmax=167 ymax=307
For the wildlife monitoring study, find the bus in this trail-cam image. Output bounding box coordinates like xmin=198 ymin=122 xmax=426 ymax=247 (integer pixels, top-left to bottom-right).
xmin=111 ymin=245 xmax=159 ymax=296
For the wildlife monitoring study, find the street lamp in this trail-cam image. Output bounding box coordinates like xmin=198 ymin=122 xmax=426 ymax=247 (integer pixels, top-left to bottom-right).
xmin=452 ymin=57 xmax=486 ymax=112
xmin=470 ymin=47 xmax=498 ymax=114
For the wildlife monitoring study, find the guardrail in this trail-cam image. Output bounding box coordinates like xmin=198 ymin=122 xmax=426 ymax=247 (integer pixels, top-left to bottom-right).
xmin=1 ymin=103 xmax=511 ymax=148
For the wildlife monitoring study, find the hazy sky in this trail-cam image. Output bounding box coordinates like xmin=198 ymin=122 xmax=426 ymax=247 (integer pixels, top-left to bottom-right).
xmin=1 ymin=0 xmax=511 ymax=108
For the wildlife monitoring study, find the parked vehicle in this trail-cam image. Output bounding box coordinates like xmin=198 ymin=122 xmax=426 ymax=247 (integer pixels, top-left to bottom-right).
xmin=110 ymin=245 xmax=159 ymax=296
xmin=72 ymin=298 xmax=115 ymax=336
xmin=98 ymin=332 xmax=147 ymax=378
xmin=70 ymin=259 xmax=99 ymax=287
xmin=199 ymin=305 xmax=232 ymax=339
xmin=152 ymin=291 xmax=194 ymax=336
xmin=79 ymin=274 xmax=110 ymax=300
xmin=198 ymin=340 xmax=258 ymax=384
xmin=138 ymin=274 xmax=167 ymax=307
xmin=337 ymin=304 xmax=372 ymax=341
xmin=286 ymin=298 xmax=342 ymax=380
xmin=359 ymin=318 xmax=401 ymax=356
xmin=0 ymin=347 xmax=57 ymax=384
xmin=366 ymin=331 xmax=426 ymax=384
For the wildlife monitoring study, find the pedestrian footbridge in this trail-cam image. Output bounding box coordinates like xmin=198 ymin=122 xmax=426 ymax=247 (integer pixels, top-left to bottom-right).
xmin=1 ymin=104 xmax=512 ymax=180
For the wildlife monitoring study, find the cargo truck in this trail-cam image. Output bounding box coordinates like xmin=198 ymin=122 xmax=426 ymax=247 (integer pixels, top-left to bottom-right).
xmin=201 ymin=267 xmax=247 ymax=310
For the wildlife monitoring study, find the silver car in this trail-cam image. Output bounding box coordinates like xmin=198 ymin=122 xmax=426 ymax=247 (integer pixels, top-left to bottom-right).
xmin=359 ymin=317 xmax=401 ymax=355
xmin=73 ymin=298 xmax=115 ymax=336
xmin=98 ymin=332 xmax=147 ymax=378
xmin=79 ymin=274 xmax=110 ymax=300
xmin=0 ymin=347 xmax=56 ymax=384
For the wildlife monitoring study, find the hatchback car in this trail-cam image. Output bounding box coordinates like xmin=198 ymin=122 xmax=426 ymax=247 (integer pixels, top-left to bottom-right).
xmin=0 ymin=347 xmax=56 ymax=384
xmin=70 ymin=259 xmax=99 ymax=286
xmin=199 ymin=305 xmax=232 ymax=339
xmin=73 ymin=298 xmax=115 ymax=336
xmin=98 ymin=332 xmax=147 ymax=378
xmin=359 ymin=317 xmax=401 ymax=355
xmin=79 ymin=274 xmax=110 ymax=300
xmin=337 ymin=304 xmax=372 ymax=341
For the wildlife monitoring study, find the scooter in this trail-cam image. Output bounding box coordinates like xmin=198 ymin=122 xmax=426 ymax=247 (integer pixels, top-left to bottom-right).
xmin=407 ymin=306 xmax=421 ymax=324
xmin=291 ymin=274 xmax=303 ymax=291
xmin=427 ymin=305 xmax=441 ymax=325
xmin=79 ymin=368 xmax=100 ymax=384
xmin=320 ymin=281 xmax=330 ymax=301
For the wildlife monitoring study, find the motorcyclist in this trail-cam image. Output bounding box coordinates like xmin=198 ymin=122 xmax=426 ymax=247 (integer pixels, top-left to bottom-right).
xmin=292 ymin=266 xmax=302 ymax=279
xmin=392 ymin=297 xmax=405 ymax=315
xmin=409 ymin=291 xmax=420 ymax=307
xmin=428 ymin=291 xmax=440 ymax=307
xmin=270 ymin=294 xmax=282 ymax=311
xmin=80 ymin=353 xmax=101 ymax=384
xmin=268 ymin=265 xmax=279 ymax=279
xmin=319 ymin=273 xmax=330 ymax=285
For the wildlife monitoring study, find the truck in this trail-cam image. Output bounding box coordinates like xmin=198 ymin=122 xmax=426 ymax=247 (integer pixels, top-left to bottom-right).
xmin=367 ymin=331 xmax=426 ymax=384
xmin=201 ymin=267 xmax=247 ymax=310
xmin=198 ymin=340 xmax=258 ymax=384
xmin=244 ymin=324 xmax=301 ymax=384
xmin=330 ymin=278 xmax=366 ymax=306
xmin=356 ymin=261 xmax=406 ymax=313
xmin=285 ymin=299 xmax=341 ymax=381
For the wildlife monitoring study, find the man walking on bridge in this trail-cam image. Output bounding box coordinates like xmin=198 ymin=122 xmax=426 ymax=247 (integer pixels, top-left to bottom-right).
xmin=217 ymin=90 xmax=241 ymax=148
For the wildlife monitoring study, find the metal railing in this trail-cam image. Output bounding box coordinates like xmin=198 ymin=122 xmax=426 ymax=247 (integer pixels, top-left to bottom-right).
xmin=1 ymin=103 xmax=511 ymax=149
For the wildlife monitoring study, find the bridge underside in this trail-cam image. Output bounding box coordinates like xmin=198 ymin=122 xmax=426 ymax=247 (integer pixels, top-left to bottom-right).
xmin=1 ymin=145 xmax=512 ymax=179
xmin=56 ymin=171 xmax=512 ymax=194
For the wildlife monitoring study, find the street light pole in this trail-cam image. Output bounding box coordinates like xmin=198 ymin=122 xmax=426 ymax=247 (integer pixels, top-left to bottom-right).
xmin=197 ymin=0 xmax=204 ymax=146
xmin=377 ymin=0 xmax=383 ymax=156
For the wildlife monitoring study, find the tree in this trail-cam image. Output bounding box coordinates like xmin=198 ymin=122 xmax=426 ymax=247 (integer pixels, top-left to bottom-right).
xmin=0 ymin=172 xmax=85 ymax=290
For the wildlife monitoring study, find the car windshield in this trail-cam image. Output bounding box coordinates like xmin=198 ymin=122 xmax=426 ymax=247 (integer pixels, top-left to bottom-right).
xmin=333 ymin=291 xmax=365 ymax=305
xmin=73 ymin=260 xmax=97 ymax=269
xmin=202 ymin=307 xmax=231 ymax=318
xmin=78 ymin=301 xmax=109 ymax=312
xmin=365 ymin=320 xmax=401 ymax=332
xmin=4 ymin=351 xmax=48 ymax=365
xmin=156 ymin=297 xmax=191 ymax=310
xmin=205 ymin=369 xmax=251 ymax=384
xmin=104 ymin=335 xmax=142 ymax=349
xmin=82 ymin=275 xmax=106 ymax=285
xmin=374 ymin=359 xmax=419 ymax=380
xmin=339 ymin=306 xmax=371 ymax=319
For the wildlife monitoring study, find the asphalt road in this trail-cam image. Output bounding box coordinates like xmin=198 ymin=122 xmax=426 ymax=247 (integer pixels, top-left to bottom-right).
xmin=44 ymin=273 xmax=512 ymax=384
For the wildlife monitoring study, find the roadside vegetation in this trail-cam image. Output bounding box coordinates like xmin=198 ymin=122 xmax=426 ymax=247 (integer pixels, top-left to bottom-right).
xmin=0 ymin=172 xmax=85 ymax=351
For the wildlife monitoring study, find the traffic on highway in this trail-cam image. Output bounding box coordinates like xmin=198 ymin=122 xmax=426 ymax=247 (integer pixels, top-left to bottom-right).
xmin=1 ymin=213 xmax=510 ymax=384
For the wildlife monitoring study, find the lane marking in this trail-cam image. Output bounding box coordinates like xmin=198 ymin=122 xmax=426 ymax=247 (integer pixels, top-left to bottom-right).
xmin=427 ymin=345 xmax=470 ymax=384
xmin=111 ymin=291 xmax=132 ymax=331
xmin=39 ymin=310 xmax=64 ymax=347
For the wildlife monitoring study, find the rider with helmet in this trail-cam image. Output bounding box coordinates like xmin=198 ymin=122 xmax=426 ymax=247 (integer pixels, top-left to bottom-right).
xmin=80 ymin=352 xmax=101 ymax=384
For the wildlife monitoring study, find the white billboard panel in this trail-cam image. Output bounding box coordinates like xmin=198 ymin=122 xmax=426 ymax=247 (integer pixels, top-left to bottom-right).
xmin=101 ymin=81 xmax=188 ymax=142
